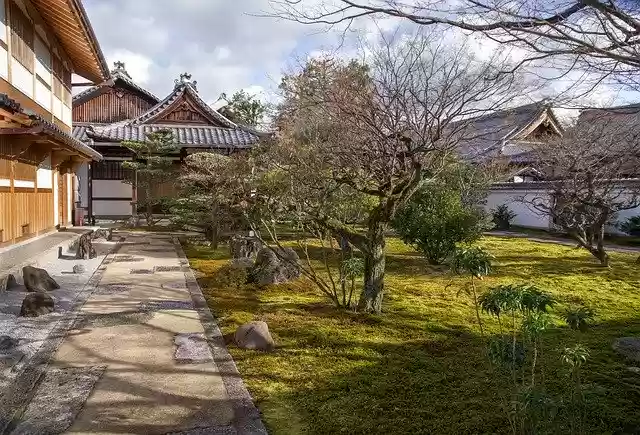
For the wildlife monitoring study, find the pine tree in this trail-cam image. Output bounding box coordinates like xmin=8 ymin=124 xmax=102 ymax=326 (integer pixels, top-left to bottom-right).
xmin=122 ymin=130 xmax=178 ymax=228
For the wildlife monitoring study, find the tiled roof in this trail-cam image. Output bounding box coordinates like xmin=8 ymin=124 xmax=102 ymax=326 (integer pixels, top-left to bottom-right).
xmin=0 ymin=94 xmax=102 ymax=161
xmin=130 ymin=81 xmax=237 ymax=128
xmin=448 ymin=101 xmax=563 ymax=164
xmin=85 ymin=124 xmax=259 ymax=148
xmin=72 ymin=124 xmax=91 ymax=143
xmin=73 ymin=69 xmax=160 ymax=105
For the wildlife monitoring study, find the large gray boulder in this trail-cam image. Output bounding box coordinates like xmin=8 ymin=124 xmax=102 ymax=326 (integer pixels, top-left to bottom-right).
xmin=234 ymin=321 xmax=275 ymax=352
xmin=0 ymin=274 xmax=19 ymax=292
xmin=23 ymin=266 xmax=59 ymax=293
xmin=248 ymin=247 xmax=301 ymax=286
xmin=229 ymin=236 xmax=262 ymax=259
xmin=20 ymin=293 xmax=54 ymax=317
xmin=613 ymin=337 xmax=640 ymax=362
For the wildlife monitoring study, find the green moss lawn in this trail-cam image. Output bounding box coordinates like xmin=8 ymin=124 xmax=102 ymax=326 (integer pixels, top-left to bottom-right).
xmin=185 ymin=236 xmax=640 ymax=434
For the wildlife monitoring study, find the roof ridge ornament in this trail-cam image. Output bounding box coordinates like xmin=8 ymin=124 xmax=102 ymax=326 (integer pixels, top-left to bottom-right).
xmin=175 ymin=72 xmax=198 ymax=92
xmin=111 ymin=61 xmax=131 ymax=79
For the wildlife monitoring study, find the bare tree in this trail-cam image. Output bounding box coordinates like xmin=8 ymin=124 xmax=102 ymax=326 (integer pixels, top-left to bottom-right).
xmin=259 ymin=32 xmax=522 ymax=313
xmin=270 ymin=0 xmax=640 ymax=91
xmin=524 ymin=108 xmax=640 ymax=266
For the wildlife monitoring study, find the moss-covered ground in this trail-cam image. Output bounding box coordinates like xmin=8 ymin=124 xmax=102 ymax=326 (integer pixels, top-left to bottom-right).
xmin=185 ymin=236 xmax=640 ymax=434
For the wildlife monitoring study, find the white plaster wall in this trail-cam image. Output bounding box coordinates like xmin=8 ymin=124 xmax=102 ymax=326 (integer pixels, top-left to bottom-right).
xmin=36 ymin=155 xmax=52 ymax=189
xmin=0 ymin=178 xmax=9 ymax=187
xmin=0 ymin=0 xmax=6 ymax=45
xmin=10 ymin=59 xmax=33 ymax=98
xmin=0 ymin=46 xmax=8 ymax=80
xmin=34 ymin=37 xmax=51 ymax=85
xmin=92 ymin=180 xmax=133 ymax=199
xmin=606 ymin=191 xmax=640 ymax=234
xmin=35 ymin=80 xmax=51 ymax=110
xmin=52 ymin=96 xmax=62 ymax=121
xmin=53 ymin=171 xmax=59 ymax=226
xmin=93 ymin=200 xmax=132 ymax=217
xmin=61 ymin=104 xmax=72 ymax=126
xmin=486 ymin=189 xmax=552 ymax=229
xmin=14 ymin=180 xmax=34 ymax=188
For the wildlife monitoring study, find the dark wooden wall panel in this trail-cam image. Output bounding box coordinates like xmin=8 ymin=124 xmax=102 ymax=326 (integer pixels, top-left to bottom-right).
xmin=73 ymin=88 xmax=156 ymax=123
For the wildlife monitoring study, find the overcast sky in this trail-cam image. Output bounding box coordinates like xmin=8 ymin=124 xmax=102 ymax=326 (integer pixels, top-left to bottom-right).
xmin=82 ymin=0 xmax=338 ymax=106
xmin=82 ymin=0 xmax=640 ymax=114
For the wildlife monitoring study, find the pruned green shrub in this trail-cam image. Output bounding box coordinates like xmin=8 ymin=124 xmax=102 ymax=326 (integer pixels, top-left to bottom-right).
xmin=619 ymin=215 xmax=640 ymax=236
xmin=394 ymin=181 xmax=489 ymax=265
xmin=492 ymin=204 xmax=517 ymax=230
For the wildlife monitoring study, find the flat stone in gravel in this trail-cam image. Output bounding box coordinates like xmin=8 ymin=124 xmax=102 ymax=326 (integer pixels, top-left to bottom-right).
xmin=613 ymin=337 xmax=640 ymax=362
xmin=11 ymin=365 xmax=106 ymax=435
xmin=174 ymin=333 xmax=213 ymax=364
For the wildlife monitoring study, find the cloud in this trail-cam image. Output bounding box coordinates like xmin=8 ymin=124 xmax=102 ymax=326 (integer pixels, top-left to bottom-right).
xmin=81 ymin=0 xmax=640 ymax=112
xmin=83 ymin=0 xmax=336 ymax=105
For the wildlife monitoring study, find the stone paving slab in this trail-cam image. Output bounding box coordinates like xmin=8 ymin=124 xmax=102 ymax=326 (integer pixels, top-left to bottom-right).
xmin=12 ymin=231 xmax=268 ymax=435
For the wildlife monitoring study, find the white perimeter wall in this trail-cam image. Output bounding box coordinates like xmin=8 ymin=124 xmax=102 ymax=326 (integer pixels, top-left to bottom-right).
xmin=92 ymin=201 xmax=132 ymax=217
xmin=487 ymin=185 xmax=640 ymax=232
xmin=486 ymin=188 xmax=553 ymax=229
xmin=92 ymin=180 xmax=132 ymax=199
xmin=92 ymin=179 xmax=133 ymax=217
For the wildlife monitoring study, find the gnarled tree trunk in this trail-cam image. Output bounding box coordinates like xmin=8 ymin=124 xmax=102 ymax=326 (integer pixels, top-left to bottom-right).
xmin=358 ymin=222 xmax=386 ymax=314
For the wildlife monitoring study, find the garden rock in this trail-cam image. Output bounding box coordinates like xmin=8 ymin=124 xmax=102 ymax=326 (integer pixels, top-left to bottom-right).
xmin=91 ymin=228 xmax=113 ymax=241
xmin=20 ymin=292 xmax=55 ymax=317
xmin=76 ymin=233 xmax=97 ymax=259
xmin=0 ymin=335 xmax=18 ymax=351
xmin=234 ymin=321 xmax=275 ymax=352
xmin=73 ymin=264 xmax=86 ymax=274
xmin=230 ymin=235 xmax=262 ymax=259
xmin=0 ymin=274 xmax=19 ymax=292
xmin=248 ymin=247 xmax=301 ymax=286
xmin=613 ymin=337 xmax=640 ymax=362
xmin=230 ymin=257 xmax=254 ymax=270
xmin=23 ymin=266 xmax=60 ymax=292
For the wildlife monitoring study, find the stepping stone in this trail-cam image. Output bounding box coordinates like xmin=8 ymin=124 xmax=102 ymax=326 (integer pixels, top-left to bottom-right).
xmin=174 ymin=333 xmax=213 ymax=364
xmin=613 ymin=337 xmax=640 ymax=362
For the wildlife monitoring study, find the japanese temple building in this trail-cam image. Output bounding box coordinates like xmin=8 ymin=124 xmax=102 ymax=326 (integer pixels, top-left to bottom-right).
xmin=0 ymin=0 xmax=108 ymax=247
xmin=72 ymin=63 xmax=262 ymax=220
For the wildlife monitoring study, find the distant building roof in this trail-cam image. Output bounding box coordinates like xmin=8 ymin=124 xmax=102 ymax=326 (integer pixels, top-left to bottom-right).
xmin=452 ymin=101 xmax=563 ymax=162
xmin=73 ymin=72 xmax=263 ymax=150
xmin=73 ymin=62 xmax=160 ymax=105
xmin=85 ymin=124 xmax=258 ymax=148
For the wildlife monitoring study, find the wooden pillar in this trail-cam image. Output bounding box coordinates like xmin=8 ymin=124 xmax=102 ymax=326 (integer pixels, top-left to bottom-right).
xmin=9 ymin=157 xmax=15 ymax=244
xmin=87 ymin=162 xmax=93 ymax=223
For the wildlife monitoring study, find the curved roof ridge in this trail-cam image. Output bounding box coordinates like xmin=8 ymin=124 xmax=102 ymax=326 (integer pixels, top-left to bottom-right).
xmin=127 ymin=81 xmax=238 ymax=129
xmin=73 ymin=69 xmax=160 ymax=105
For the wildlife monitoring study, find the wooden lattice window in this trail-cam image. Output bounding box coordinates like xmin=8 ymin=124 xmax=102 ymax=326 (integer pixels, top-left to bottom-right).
xmin=0 ymin=157 xmax=10 ymax=178
xmin=14 ymin=160 xmax=35 ymax=181
xmin=52 ymin=56 xmax=71 ymax=102
xmin=9 ymin=1 xmax=33 ymax=71
xmin=92 ymin=160 xmax=132 ymax=180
